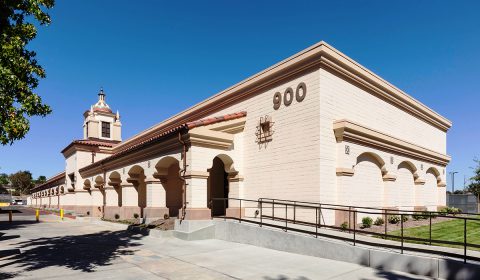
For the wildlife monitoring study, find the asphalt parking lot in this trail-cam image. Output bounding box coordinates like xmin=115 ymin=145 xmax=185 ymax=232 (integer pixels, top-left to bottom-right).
xmin=0 ymin=208 xmax=429 ymax=280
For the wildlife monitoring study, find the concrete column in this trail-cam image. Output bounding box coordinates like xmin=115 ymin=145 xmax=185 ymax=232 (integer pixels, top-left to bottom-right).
xmin=121 ymin=184 xmax=141 ymax=219
xmin=184 ymin=175 xmax=210 ymax=219
xmin=74 ymin=190 xmax=93 ymax=215
xmin=144 ymin=177 xmax=168 ymax=220
xmin=91 ymin=188 xmax=104 ymax=217
xmin=104 ymin=186 xmax=122 ymax=219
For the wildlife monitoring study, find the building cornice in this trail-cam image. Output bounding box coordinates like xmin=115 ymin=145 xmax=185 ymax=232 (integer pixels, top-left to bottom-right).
xmin=333 ymin=119 xmax=451 ymax=166
xmin=113 ymin=41 xmax=451 ymax=154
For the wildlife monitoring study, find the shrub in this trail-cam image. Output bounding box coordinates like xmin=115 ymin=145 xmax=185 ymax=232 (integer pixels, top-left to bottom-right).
xmin=133 ymin=213 xmax=139 ymax=219
xmin=412 ymin=212 xmax=426 ymax=220
xmin=422 ymin=211 xmax=433 ymax=219
xmin=340 ymin=222 xmax=349 ymax=231
xmin=447 ymin=207 xmax=461 ymax=215
xmin=388 ymin=215 xmax=400 ymax=224
xmin=440 ymin=207 xmax=461 ymax=215
xmin=114 ymin=214 xmax=120 ymax=220
xmin=362 ymin=217 xmax=373 ymax=228
xmin=374 ymin=217 xmax=384 ymax=226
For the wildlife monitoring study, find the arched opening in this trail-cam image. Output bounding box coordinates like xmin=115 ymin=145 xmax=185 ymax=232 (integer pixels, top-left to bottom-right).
xmin=208 ymin=156 xmax=233 ymax=216
xmin=394 ymin=161 xmax=417 ymax=210
xmin=423 ymin=167 xmax=441 ymax=211
xmin=348 ymin=152 xmax=385 ymax=208
xmin=155 ymin=157 xmax=183 ymax=217
xmin=128 ymin=165 xmax=146 ymax=217
xmin=109 ymin=171 xmax=122 ymax=207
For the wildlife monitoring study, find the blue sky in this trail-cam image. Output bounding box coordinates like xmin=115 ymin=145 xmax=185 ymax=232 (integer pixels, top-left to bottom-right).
xmin=1 ymin=1 xmax=479 ymax=191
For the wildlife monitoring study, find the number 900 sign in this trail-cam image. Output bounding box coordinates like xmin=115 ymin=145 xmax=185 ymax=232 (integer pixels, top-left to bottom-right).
xmin=273 ymin=82 xmax=307 ymax=110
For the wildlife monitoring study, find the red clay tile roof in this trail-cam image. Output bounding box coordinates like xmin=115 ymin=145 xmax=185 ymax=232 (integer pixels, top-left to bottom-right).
xmin=71 ymin=139 xmax=118 ymax=147
xmin=186 ymin=112 xmax=247 ymax=129
xmin=61 ymin=139 xmax=120 ymax=154
xmin=79 ymin=111 xmax=246 ymax=173
xmin=32 ymin=172 xmax=66 ymax=192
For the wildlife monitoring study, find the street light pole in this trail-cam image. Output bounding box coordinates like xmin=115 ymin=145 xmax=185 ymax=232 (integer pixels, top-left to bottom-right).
xmin=450 ymin=171 xmax=458 ymax=193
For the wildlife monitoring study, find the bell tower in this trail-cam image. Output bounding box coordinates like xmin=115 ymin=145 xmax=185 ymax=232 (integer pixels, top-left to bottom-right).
xmin=83 ymin=88 xmax=122 ymax=141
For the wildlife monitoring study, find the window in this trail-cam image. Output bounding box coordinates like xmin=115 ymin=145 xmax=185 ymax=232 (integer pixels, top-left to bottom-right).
xmin=101 ymin=122 xmax=111 ymax=138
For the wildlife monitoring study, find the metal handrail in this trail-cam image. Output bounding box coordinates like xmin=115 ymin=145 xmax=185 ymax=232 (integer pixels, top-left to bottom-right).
xmin=210 ymin=197 xmax=480 ymax=264
xmin=259 ymin=197 xmax=480 ymax=217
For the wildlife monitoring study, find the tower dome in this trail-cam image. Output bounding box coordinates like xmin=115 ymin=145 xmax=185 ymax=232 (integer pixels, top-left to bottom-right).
xmin=92 ymin=88 xmax=112 ymax=113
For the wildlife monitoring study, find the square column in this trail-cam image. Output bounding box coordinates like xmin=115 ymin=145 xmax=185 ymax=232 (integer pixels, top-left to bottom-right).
xmin=184 ymin=174 xmax=211 ymax=220
xmin=104 ymin=186 xmax=121 ymax=220
xmin=144 ymin=177 xmax=168 ymax=219
xmin=121 ymin=184 xmax=141 ymax=219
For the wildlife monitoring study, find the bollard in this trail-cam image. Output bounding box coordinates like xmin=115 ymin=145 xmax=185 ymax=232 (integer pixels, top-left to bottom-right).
xmin=9 ymin=210 xmax=12 ymax=223
xmin=60 ymin=209 xmax=64 ymax=220
xmin=36 ymin=209 xmax=39 ymax=222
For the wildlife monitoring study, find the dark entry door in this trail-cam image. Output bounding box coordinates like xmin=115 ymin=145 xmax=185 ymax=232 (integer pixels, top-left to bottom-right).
xmin=209 ymin=157 xmax=229 ymax=216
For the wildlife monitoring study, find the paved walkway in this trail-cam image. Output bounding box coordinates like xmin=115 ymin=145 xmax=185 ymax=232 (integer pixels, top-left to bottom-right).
xmin=0 ymin=208 xmax=429 ymax=279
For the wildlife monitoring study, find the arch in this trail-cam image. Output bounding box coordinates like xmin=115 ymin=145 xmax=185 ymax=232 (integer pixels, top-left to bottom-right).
xmin=394 ymin=161 xmax=417 ymax=210
xmin=215 ymin=154 xmax=237 ymax=174
xmin=397 ymin=160 xmax=418 ymax=176
xmin=108 ymin=171 xmax=122 ymax=186
xmin=83 ymin=179 xmax=92 ymax=190
xmin=356 ymin=152 xmax=387 ymax=175
xmin=426 ymin=167 xmax=441 ymax=184
xmin=94 ymin=175 xmax=105 ymax=189
xmin=208 ymin=155 xmax=233 ymax=216
xmin=419 ymin=168 xmax=439 ymax=210
xmin=342 ymin=152 xmax=385 ymax=210
xmin=155 ymin=156 xmax=179 ymax=171
xmin=60 ymin=186 xmax=65 ymax=194
xmin=155 ymin=156 xmax=183 ymax=217
xmin=127 ymin=165 xmax=146 ymax=217
xmin=127 ymin=165 xmax=146 ymax=182
xmin=108 ymin=171 xmax=122 ymax=207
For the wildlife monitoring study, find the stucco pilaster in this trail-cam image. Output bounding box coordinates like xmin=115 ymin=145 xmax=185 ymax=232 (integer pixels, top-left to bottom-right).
xmin=121 ymin=184 xmax=138 ymax=207
xmin=145 ymin=177 xmax=166 ymax=208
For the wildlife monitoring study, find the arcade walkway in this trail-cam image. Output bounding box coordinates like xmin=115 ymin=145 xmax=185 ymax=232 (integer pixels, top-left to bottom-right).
xmin=0 ymin=208 xmax=428 ymax=279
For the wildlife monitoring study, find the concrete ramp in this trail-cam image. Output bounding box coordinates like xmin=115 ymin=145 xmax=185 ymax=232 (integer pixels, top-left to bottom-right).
xmin=173 ymin=219 xmax=480 ymax=280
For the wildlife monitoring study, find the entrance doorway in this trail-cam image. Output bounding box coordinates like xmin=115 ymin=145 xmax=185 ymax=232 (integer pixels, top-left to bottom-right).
xmin=208 ymin=157 xmax=229 ymax=216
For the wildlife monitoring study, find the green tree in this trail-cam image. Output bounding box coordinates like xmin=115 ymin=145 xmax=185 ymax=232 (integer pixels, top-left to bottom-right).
xmin=0 ymin=0 xmax=55 ymax=145
xmin=0 ymin=172 xmax=9 ymax=194
xmin=468 ymin=159 xmax=480 ymax=197
xmin=34 ymin=175 xmax=47 ymax=184
xmin=9 ymin=170 xmax=33 ymax=195
xmin=0 ymin=172 xmax=9 ymax=185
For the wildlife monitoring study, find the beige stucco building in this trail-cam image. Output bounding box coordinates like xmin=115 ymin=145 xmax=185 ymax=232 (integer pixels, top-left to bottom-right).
xmin=29 ymin=41 xmax=451 ymax=225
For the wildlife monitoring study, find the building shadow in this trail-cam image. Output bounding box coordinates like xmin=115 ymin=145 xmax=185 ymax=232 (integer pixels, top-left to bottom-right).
xmin=362 ymin=270 xmax=428 ymax=280
xmin=0 ymin=220 xmax=40 ymax=231
xmin=0 ymin=230 xmax=147 ymax=278
xmin=263 ymin=276 xmax=310 ymax=280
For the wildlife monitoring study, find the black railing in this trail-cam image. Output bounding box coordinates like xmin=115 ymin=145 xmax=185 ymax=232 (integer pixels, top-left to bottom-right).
xmin=210 ymin=197 xmax=480 ymax=264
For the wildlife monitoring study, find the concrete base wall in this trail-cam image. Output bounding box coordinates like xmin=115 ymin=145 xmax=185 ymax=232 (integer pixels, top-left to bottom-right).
xmin=123 ymin=206 xmax=141 ymax=219
xmin=184 ymin=208 xmax=211 ymax=220
xmin=144 ymin=207 xmax=169 ymax=220
xmin=104 ymin=206 xmax=122 ymax=220
xmin=210 ymin=220 xmax=480 ymax=280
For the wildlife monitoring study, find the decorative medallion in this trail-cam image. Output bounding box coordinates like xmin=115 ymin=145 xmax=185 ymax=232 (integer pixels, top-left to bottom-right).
xmin=255 ymin=115 xmax=274 ymax=145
